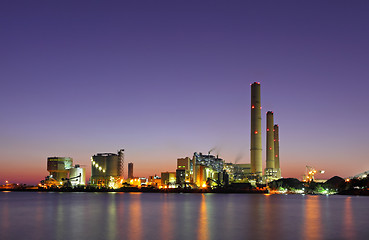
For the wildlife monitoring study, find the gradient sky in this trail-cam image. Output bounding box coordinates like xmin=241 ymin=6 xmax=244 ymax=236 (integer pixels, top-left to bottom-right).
xmin=1 ymin=1 xmax=369 ymax=184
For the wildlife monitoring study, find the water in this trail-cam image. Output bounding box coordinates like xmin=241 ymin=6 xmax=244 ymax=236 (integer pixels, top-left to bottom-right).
xmin=0 ymin=192 xmax=368 ymax=240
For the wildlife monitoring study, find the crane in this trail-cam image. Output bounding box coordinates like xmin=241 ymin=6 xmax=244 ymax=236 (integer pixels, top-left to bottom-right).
xmin=303 ymin=166 xmax=325 ymax=182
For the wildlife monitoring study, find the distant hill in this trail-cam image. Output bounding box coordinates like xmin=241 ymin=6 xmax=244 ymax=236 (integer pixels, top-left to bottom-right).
xmin=269 ymin=178 xmax=303 ymax=190
xmin=323 ymin=176 xmax=345 ymax=190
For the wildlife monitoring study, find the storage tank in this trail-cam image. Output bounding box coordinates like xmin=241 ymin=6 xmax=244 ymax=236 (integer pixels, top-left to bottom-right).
xmin=106 ymin=154 xmax=119 ymax=177
xmin=91 ymin=151 xmax=121 ymax=186
xmin=69 ymin=165 xmax=86 ymax=186
xmin=91 ymin=154 xmax=107 ymax=178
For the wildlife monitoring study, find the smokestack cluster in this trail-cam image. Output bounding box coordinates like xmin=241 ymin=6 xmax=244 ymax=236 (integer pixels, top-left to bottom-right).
xmin=250 ymin=82 xmax=281 ymax=181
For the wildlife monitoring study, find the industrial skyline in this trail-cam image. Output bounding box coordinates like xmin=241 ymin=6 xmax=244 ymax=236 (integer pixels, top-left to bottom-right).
xmin=1 ymin=1 xmax=369 ymax=184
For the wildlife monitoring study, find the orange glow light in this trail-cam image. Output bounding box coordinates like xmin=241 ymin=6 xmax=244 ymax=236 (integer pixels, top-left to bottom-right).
xmin=254 ymin=131 xmax=258 ymax=134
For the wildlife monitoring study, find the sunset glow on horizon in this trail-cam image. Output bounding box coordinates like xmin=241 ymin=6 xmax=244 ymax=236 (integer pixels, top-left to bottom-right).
xmin=1 ymin=1 xmax=369 ymax=184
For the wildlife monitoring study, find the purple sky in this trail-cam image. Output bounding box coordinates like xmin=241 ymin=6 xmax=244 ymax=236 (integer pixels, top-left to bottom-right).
xmin=1 ymin=1 xmax=369 ymax=184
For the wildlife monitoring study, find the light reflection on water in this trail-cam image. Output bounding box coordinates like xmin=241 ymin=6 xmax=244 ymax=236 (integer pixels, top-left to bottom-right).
xmin=198 ymin=194 xmax=208 ymax=240
xmin=344 ymin=197 xmax=355 ymax=240
xmin=129 ymin=193 xmax=142 ymax=240
xmin=0 ymin=192 xmax=368 ymax=240
xmin=304 ymin=196 xmax=322 ymax=240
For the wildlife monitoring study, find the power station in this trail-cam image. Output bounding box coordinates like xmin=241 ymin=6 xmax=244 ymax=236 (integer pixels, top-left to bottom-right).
xmin=39 ymin=82 xmax=282 ymax=189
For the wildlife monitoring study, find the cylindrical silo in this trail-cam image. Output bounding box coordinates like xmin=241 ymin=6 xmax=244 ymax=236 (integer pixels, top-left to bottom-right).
xmin=69 ymin=166 xmax=86 ymax=186
xmin=106 ymin=154 xmax=119 ymax=177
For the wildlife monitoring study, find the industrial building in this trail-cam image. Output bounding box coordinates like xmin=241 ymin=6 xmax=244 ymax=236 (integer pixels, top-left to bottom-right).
xmin=177 ymin=157 xmax=191 ymax=183
xmin=224 ymin=163 xmax=251 ymax=182
xmin=176 ymin=168 xmax=186 ymax=187
xmin=161 ymin=172 xmax=176 ymax=187
xmin=69 ymin=164 xmax=86 ymax=186
xmin=148 ymin=175 xmax=161 ymax=188
xmin=129 ymin=177 xmax=142 ymax=187
xmin=90 ymin=149 xmax=124 ymax=188
xmin=192 ymin=152 xmax=224 ymax=187
xmin=47 ymin=157 xmax=73 ymax=182
xmin=44 ymin=157 xmax=86 ymax=188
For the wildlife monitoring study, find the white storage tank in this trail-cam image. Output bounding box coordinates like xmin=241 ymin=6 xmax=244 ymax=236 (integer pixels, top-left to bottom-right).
xmin=69 ymin=165 xmax=86 ymax=186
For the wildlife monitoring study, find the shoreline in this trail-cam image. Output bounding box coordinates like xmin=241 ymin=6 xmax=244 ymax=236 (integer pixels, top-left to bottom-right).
xmin=0 ymin=187 xmax=267 ymax=194
xmin=1 ymin=188 xmax=368 ymax=196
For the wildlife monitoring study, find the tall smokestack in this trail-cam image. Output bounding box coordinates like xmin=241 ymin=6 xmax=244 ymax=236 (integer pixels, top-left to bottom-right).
xmin=192 ymin=154 xmax=197 ymax=186
xmin=250 ymin=82 xmax=262 ymax=177
xmin=274 ymin=124 xmax=281 ymax=178
xmin=128 ymin=162 xmax=133 ymax=179
xmin=266 ymin=111 xmax=275 ymax=170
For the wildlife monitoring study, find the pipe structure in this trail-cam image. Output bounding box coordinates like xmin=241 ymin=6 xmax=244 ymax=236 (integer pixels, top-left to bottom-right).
xmin=250 ymin=82 xmax=262 ymax=177
xmin=274 ymin=124 xmax=281 ymax=178
xmin=266 ymin=111 xmax=275 ymax=170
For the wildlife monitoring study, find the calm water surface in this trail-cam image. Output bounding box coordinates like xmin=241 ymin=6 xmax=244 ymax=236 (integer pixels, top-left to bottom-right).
xmin=0 ymin=192 xmax=368 ymax=240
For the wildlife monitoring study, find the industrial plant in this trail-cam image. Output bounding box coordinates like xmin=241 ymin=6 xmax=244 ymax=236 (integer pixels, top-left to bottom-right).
xmin=41 ymin=157 xmax=86 ymax=188
xmin=38 ymin=82 xmax=283 ymax=190
xmin=249 ymin=82 xmax=282 ymax=183
xmin=158 ymin=82 xmax=283 ymax=188
xmin=1 ymin=81 xmax=365 ymax=196
xmin=90 ymin=149 xmax=125 ymax=188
